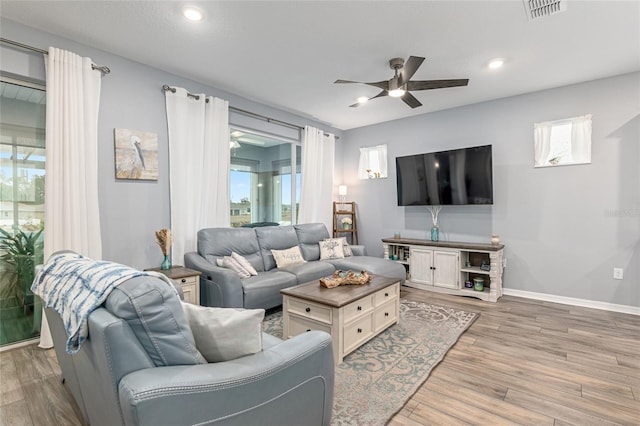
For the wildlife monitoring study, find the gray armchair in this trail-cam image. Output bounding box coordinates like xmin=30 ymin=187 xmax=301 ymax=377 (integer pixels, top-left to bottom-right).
xmin=45 ymin=263 xmax=334 ymax=426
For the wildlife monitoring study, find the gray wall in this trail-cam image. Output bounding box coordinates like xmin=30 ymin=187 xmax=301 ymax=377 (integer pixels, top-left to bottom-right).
xmin=342 ymin=72 xmax=639 ymax=308
xmin=1 ymin=18 xmax=341 ymax=270
xmin=3 ymin=18 xmax=637 ymax=308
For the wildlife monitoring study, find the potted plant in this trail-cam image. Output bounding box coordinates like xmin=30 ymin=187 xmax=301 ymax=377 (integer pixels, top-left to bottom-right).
xmin=341 ymin=217 xmax=353 ymax=230
xmin=0 ymin=227 xmax=44 ymax=307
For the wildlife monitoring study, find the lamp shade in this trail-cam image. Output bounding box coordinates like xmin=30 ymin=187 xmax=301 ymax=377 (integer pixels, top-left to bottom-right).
xmin=338 ymin=185 xmax=348 ymax=196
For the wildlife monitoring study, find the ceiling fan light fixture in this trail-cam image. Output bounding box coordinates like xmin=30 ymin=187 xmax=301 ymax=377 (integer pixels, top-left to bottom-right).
xmin=357 ymin=96 xmax=369 ymax=104
xmin=388 ymin=88 xmax=406 ymax=98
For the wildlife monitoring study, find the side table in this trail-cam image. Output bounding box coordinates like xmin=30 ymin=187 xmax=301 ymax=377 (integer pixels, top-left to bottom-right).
xmin=145 ymin=266 xmax=201 ymax=305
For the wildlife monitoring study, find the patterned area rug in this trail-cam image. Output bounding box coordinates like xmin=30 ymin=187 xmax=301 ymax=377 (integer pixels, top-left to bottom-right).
xmin=262 ymin=298 xmax=478 ymax=425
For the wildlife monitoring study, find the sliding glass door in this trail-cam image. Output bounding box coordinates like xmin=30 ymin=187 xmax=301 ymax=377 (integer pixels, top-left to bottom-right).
xmin=0 ymin=77 xmax=46 ymax=348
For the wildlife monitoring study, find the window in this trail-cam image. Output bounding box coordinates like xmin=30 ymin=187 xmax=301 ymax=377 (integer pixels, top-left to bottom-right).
xmin=229 ymin=128 xmax=300 ymax=227
xmin=534 ymin=115 xmax=592 ymax=167
xmin=357 ymin=144 xmax=388 ymax=179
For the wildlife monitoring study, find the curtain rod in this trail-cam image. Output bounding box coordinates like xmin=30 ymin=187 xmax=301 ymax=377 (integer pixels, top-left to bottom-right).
xmin=162 ymin=84 xmax=337 ymax=139
xmin=0 ymin=37 xmax=111 ymax=75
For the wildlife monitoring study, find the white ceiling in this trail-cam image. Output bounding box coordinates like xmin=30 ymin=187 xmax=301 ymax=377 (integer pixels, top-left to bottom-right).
xmin=1 ymin=1 xmax=638 ymax=130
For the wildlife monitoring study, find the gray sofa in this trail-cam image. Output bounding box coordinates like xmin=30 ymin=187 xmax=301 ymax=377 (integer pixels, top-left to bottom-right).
xmin=45 ymin=257 xmax=334 ymax=426
xmin=185 ymin=223 xmax=406 ymax=309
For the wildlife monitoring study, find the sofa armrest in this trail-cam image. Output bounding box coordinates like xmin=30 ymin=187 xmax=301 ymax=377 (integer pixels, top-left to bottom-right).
xmin=118 ymin=331 xmax=334 ymax=426
xmin=184 ymin=252 xmax=244 ymax=307
xmin=350 ymin=245 xmax=367 ymax=256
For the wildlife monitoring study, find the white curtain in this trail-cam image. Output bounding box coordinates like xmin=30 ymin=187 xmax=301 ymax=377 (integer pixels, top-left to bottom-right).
xmin=299 ymin=126 xmax=335 ymax=231
xmin=570 ymin=114 xmax=592 ymax=163
xmin=358 ymin=144 xmax=388 ymax=178
xmin=44 ymin=47 xmax=102 ymax=260
xmin=41 ymin=47 xmax=102 ymax=349
xmin=165 ymin=88 xmax=230 ymax=264
xmin=533 ymin=121 xmax=553 ymax=166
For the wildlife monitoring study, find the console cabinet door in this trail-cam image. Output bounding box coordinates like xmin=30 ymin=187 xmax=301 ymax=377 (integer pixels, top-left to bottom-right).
xmin=409 ymin=248 xmax=433 ymax=285
xmin=433 ymin=250 xmax=459 ymax=289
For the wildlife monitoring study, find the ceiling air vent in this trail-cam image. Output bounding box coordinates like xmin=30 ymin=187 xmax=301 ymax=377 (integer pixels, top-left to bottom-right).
xmin=523 ymin=0 xmax=567 ymax=21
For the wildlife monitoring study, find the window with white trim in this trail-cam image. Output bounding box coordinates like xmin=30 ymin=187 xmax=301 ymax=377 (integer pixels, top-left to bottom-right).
xmin=357 ymin=144 xmax=388 ymax=179
xmin=534 ymin=115 xmax=592 ymax=167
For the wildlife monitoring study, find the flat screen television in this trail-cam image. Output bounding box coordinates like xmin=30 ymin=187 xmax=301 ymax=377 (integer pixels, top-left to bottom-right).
xmin=396 ymin=145 xmax=493 ymax=206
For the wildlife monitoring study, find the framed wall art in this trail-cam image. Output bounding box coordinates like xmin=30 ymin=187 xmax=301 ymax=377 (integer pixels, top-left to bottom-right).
xmin=114 ymin=128 xmax=158 ymax=180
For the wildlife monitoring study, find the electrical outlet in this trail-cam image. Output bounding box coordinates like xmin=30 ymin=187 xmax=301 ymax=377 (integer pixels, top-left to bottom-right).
xmin=503 ymin=258 xmax=507 ymax=268
xmin=613 ymin=268 xmax=624 ymax=280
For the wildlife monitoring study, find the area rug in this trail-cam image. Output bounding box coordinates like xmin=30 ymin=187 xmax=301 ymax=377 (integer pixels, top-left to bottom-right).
xmin=262 ymin=298 xmax=478 ymax=425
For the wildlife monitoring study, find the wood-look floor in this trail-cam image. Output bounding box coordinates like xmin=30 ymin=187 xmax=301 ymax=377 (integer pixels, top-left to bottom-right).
xmin=0 ymin=288 xmax=638 ymax=426
xmin=390 ymin=287 xmax=640 ymax=426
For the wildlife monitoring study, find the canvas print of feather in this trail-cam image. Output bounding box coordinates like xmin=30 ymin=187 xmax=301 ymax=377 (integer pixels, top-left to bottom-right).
xmin=114 ymin=128 xmax=159 ymax=180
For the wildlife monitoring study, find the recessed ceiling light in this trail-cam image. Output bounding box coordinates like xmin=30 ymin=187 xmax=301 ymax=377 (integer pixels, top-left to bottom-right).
xmin=357 ymin=96 xmax=369 ymax=104
xmin=488 ymin=58 xmax=504 ymax=69
xmin=183 ymin=6 xmax=204 ymax=21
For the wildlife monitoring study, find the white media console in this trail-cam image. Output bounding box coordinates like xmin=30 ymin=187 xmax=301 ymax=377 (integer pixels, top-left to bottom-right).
xmin=382 ymin=237 xmax=505 ymax=302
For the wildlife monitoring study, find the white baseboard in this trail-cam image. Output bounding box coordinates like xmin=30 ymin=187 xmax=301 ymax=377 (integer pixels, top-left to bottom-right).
xmin=0 ymin=337 xmax=39 ymax=352
xmin=502 ymin=288 xmax=640 ymax=316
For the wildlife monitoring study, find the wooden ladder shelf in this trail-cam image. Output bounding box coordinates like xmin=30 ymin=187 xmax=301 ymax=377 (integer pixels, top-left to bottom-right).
xmin=333 ymin=201 xmax=358 ymax=244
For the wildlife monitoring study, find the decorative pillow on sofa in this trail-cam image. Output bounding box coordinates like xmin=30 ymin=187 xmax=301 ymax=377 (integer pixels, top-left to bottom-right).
xmin=319 ymin=239 xmax=345 ymax=260
xmin=333 ymin=237 xmax=353 ymax=257
xmin=271 ymin=246 xmax=306 ymax=268
xmin=216 ymin=256 xmax=250 ymax=278
xmin=181 ymin=302 xmax=265 ymax=362
xmin=231 ymin=252 xmax=258 ymax=276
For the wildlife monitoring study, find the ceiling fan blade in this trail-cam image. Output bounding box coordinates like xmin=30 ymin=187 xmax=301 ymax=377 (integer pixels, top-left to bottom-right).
xmin=370 ymin=90 xmax=389 ymax=100
xmin=348 ymin=90 xmax=389 ymax=108
xmin=398 ymin=56 xmax=425 ymax=86
xmin=335 ymin=79 xmax=389 ymax=90
xmin=401 ymin=92 xmax=422 ymax=109
xmin=407 ymin=79 xmax=469 ymax=91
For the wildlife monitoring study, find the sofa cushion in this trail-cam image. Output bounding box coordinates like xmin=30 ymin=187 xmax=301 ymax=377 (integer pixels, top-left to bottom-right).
xmin=181 ymin=302 xmax=264 ymax=362
xmin=198 ymin=228 xmax=264 ymax=272
xmin=326 ymin=256 xmax=407 ymax=284
xmin=333 ymin=237 xmax=353 ymax=257
xmin=105 ymin=275 xmax=207 ymax=367
xmin=241 ymin=270 xmax=298 ymax=309
xmin=279 ymin=261 xmax=336 ymax=284
xmin=217 ymin=256 xmax=251 ymax=278
xmin=319 ymin=239 xmax=345 ymax=260
xmin=255 ymin=226 xmax=300 ymax=270
xmin=231 ymin=252 xmax=258 ymax=275
xmin=294 ymin=223 xmax=331 ymax=261
xmin=272 ymin=246 xmax=306 ymax=268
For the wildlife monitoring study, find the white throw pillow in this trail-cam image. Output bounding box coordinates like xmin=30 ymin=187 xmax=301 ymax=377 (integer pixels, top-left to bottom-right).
xmin=216 ymin=256 xmax=250 ymax=278
xmin=231 ymin=252 xmax=258 ymax=276
xmin=271 ymin=246 xmax=306 ymax=268
xmin=333 ymin=237 xmax=353 ymax=257
xmin=181 ymin=302 xmax=264 ymax=362
xmin=319 ymin=239 xmax=345 ymax=260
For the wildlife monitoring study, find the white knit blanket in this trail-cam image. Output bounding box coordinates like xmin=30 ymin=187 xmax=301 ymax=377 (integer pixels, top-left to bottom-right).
xmin=32 ymin=252 xmax=164 ymax=354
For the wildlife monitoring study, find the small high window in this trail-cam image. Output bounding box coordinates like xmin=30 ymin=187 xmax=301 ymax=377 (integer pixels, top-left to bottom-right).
xmin=534 ymin=115 xmax=592 ymax=167
xmin=357 ymin=144 xmax=388 ymax=179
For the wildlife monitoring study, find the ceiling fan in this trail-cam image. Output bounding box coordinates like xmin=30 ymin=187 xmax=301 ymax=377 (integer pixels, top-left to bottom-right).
xmin=335 ymin=56 xmax=469 ymax=109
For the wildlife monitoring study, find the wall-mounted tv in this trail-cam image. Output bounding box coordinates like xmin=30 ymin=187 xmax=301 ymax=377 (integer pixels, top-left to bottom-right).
xmin=396 ymin=145 xmax=493 ymax=206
